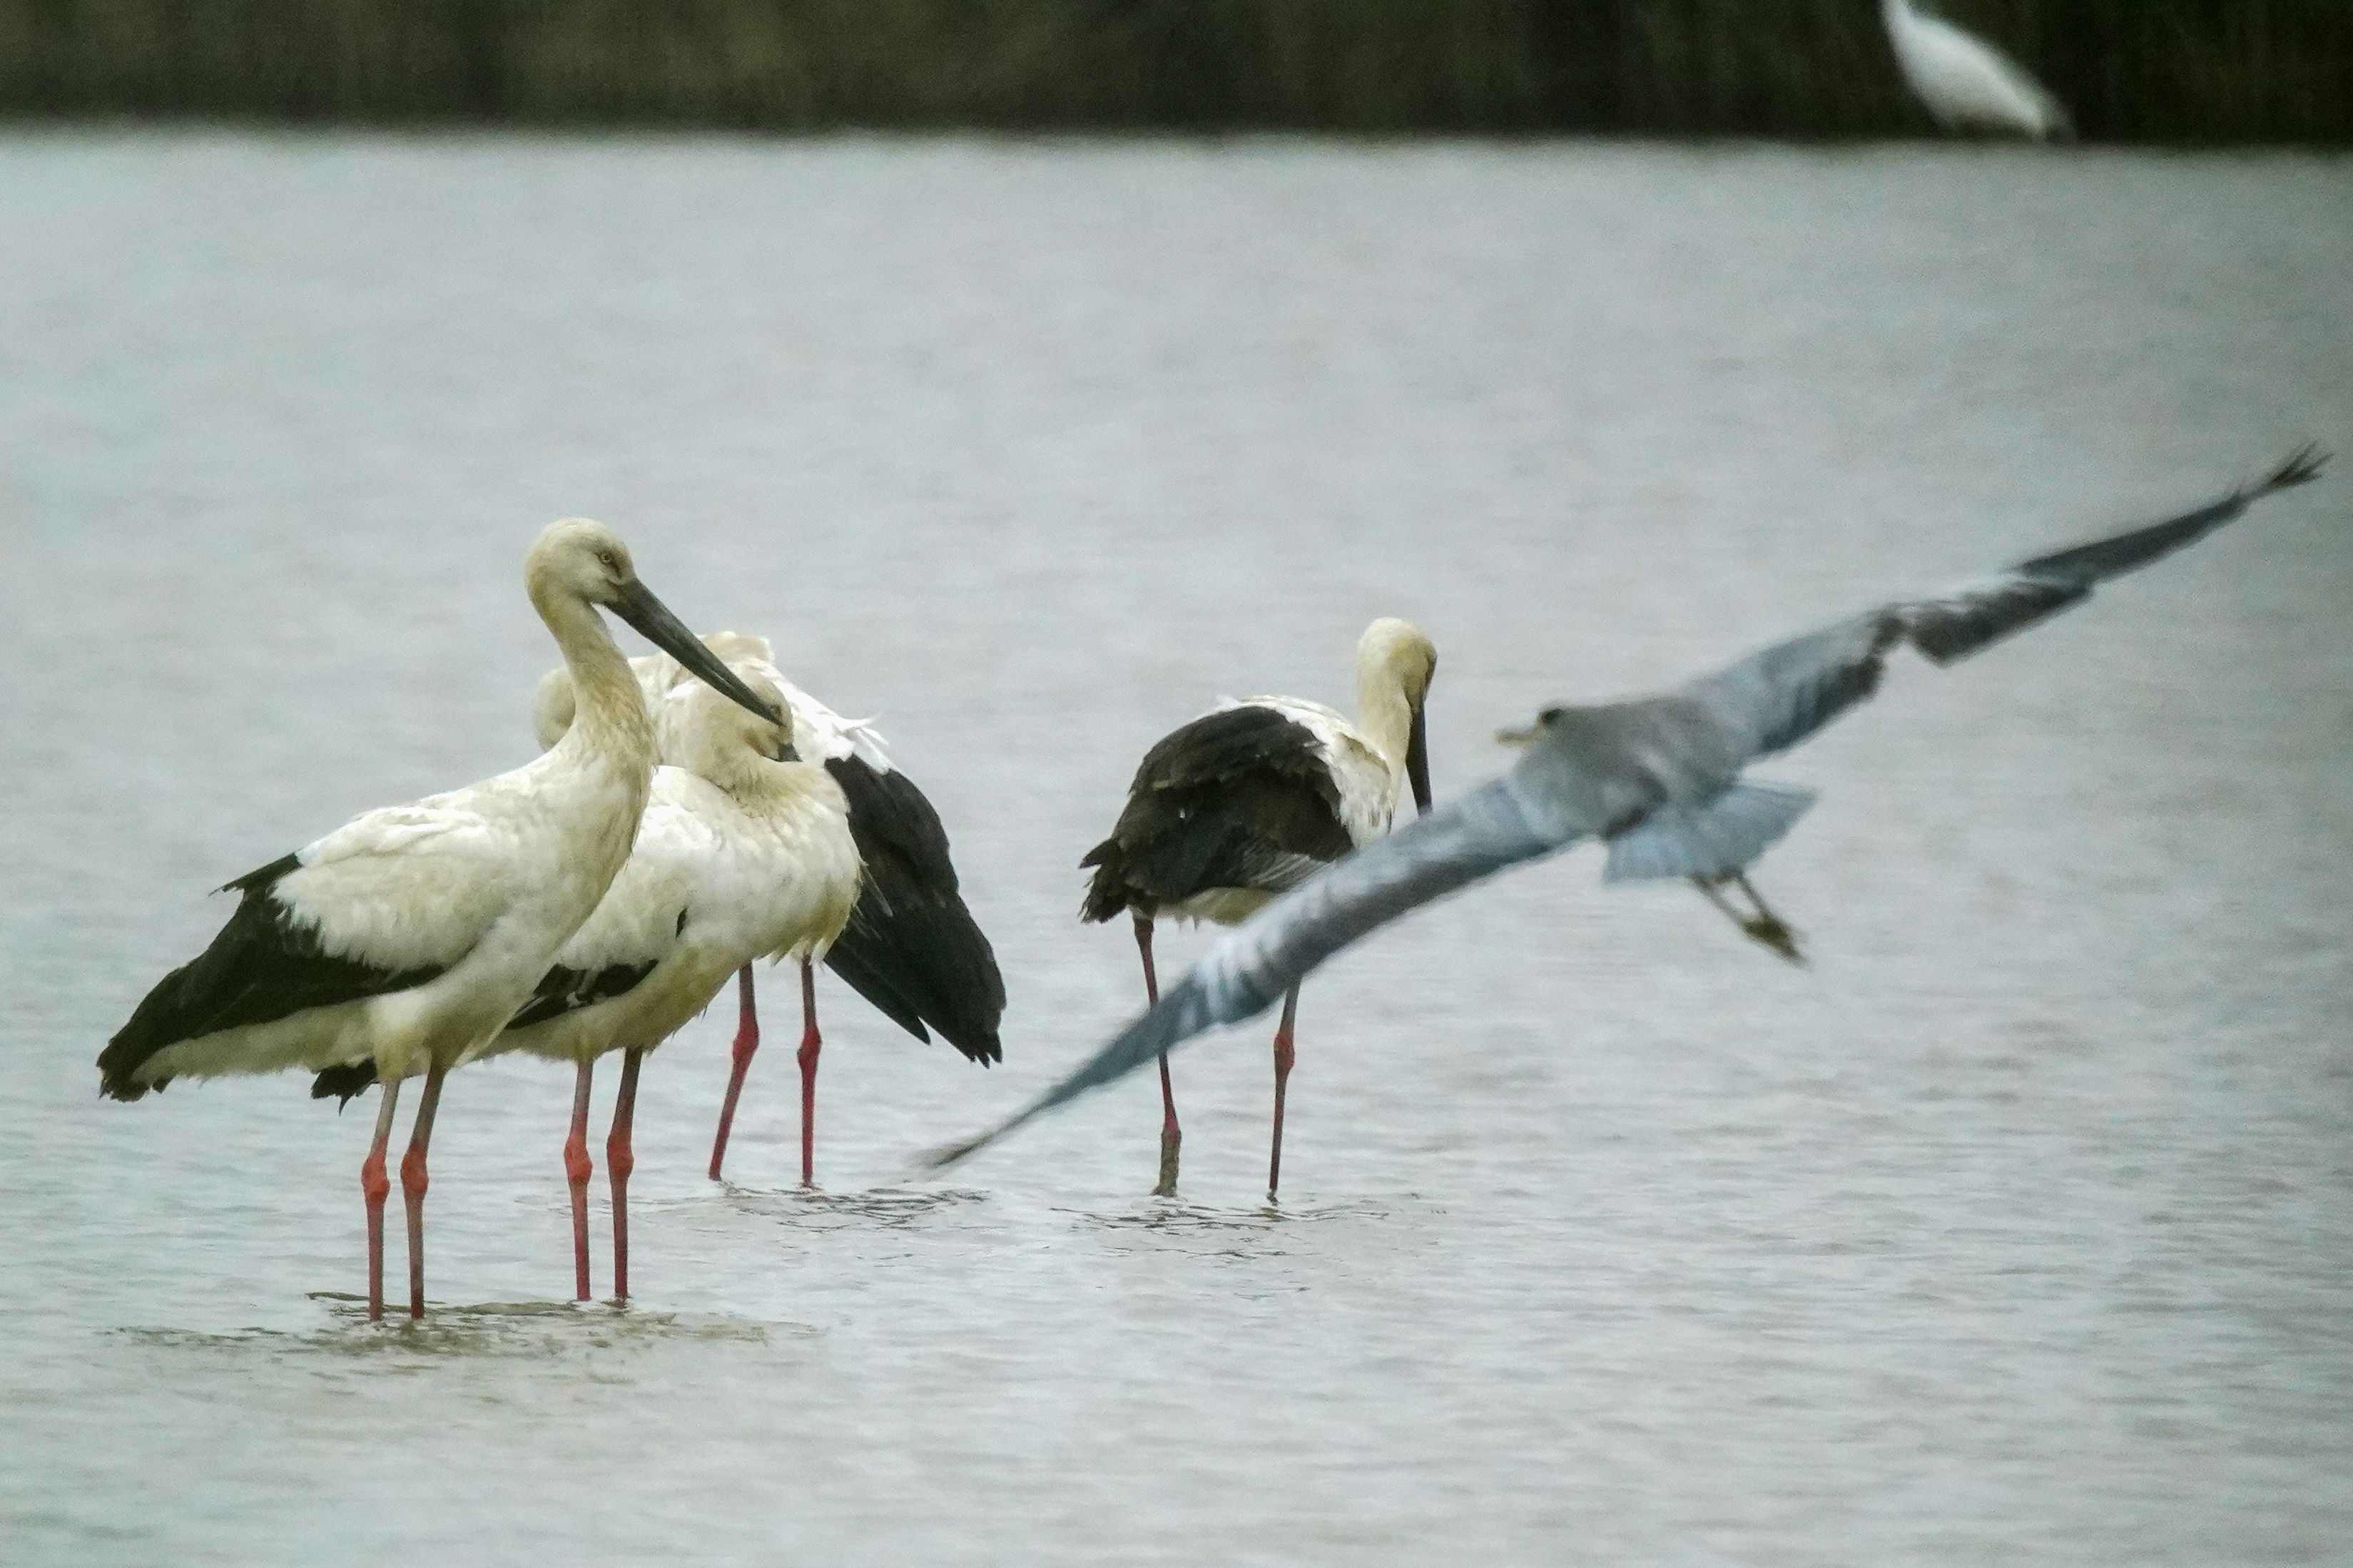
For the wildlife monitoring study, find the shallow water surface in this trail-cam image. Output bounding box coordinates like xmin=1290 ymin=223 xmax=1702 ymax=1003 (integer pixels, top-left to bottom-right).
xmin=1 ymin=134 xmax=2349 ymax=1566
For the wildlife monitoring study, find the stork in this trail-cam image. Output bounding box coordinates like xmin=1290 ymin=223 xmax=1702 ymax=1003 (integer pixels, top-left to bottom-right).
xmin=1079 ymin=618 xmax=1435 ymax=1199
xmin=320 ymin=664 xmax=862 ymax=1299
xmin=98 ymin=519 xmax=778 ymax=1320
xmin=536 ymin=631 xmax=1005 ymax=1188
xmin=1884 ymin=0 xmax=2072 ymax=140
xmin=933 ymin=452 xmax=2328 ymax=1171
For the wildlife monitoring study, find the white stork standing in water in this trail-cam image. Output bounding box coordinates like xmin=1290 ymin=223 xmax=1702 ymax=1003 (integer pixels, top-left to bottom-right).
xmin=98 ymin=519 xmax=778 ymax=1320
xmin=1883 ymin=0 xmax=2072 ymax=139
xmin=534 ymin=631 xmax=1005 ymax=1188
xmin=321 ymin=664 xmax=862 ymax=1299
xmin=1079 ymin=618 xmax=1436 ymax=1200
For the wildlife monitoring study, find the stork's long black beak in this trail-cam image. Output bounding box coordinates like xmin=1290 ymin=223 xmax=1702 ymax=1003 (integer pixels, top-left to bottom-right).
xmin=609 ymin=578 xmax=781 ymax=727
xmin=1406 ymin=702 xmax=1433 ymax=816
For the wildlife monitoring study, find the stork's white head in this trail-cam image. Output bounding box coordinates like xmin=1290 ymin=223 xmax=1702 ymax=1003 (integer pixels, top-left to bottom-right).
xmin=524 ymin=518 xmax=641 ymax=609
xmin=659 ymin=663 xmax=797 ymax=785
xmin=1355 ymin=618 xmax=1437 ymax=814
xmin=522 ymin=519 xmax=781 ymax=730
xmin=1356 ymin=618 xmax=1437 ymax=706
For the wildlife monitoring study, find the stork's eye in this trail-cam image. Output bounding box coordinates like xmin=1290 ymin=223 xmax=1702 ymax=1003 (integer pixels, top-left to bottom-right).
xmin=1539 ymin=706 xmax=1568 ymax=726
xmin=596 ymin=549 xmax=619 ymax=571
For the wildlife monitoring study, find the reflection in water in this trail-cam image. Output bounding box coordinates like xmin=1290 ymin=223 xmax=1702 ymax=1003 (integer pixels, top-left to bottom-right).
xmin=716 ymin=1185 xmax=990 ymax=1231
xmin=119 ymin=1298 xmax=778 ymax=1360
xmin=1069 ymin=1198 xmax=1398 ymax=1233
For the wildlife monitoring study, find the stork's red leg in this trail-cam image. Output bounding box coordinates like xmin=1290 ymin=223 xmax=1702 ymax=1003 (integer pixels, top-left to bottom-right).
xmin=796 ymin=959 xmax=822 ymax=1188
xmin=1136 ymin=913 xmax=1181 ymax=1198
xmin=400 ymin=1059 xmax=449 ymax=1321
xmin=1267 ymin=986 xmax=1301 ymax=1203
xmin=564 ymin=1059 xmax=595 ymax=1301
xmin=361 ymin=1075 xmax=403 ymax=1323
xmin=708 ymin=964 xmax=759 ymax=1181
xmin=608 ymin=1047 xmax=643 ymax=1303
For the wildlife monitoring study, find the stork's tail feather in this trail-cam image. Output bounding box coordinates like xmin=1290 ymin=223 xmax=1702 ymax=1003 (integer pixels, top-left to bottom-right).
xmin=1602 ymin=783 xmax=1816 ymax=885
xmin=312 ymin=1060 xmax=379 ymax=1107
xmin=1077 ymin=847 xmax=1135 ymax=925
xmin=824 ymin=900 xmax=1006 ymax=1065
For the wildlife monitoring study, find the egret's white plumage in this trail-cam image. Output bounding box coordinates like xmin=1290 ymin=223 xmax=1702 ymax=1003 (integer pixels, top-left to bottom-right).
xmin=1884 ymin=0 xmax=2071 ymax=139
xmin=1078 ymin=616 xmax=1438 ymax=1197
xmin=101 ymin=518 xmax=778 ymax=1319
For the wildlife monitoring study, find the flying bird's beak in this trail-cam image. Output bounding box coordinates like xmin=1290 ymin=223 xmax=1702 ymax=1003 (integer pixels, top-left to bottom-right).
xmin=1405 ymin=701 xmax=1433 ymax=815
xmin=609 ymin=578 xmax=782 ymax=728
xmin=1495 ymin=721 xmax=1540 ymax=746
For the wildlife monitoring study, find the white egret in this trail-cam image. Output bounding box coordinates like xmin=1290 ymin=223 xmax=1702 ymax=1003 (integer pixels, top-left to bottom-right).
xmin=1884 ymin=0 xmax=2073 ymax=140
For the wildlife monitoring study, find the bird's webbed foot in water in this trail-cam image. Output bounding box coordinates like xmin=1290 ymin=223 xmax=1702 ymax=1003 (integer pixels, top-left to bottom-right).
xmin=1690 ymin=872 xmax=1806 ymax=965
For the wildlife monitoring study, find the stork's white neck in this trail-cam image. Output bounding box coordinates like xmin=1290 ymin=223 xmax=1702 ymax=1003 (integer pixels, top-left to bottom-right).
xmin=531 ymin=581 xmax=654 ymax=778
xmin=1353 ymin=661 xmax=1417 ymax=777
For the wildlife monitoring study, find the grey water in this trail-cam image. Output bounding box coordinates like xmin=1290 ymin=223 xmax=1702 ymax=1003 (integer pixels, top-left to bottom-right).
xmin=1 ymin=133 xmax=2349 ymax=1567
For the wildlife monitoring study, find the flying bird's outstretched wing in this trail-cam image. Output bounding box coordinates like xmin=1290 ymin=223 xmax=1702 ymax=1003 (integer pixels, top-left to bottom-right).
xmin=928 ymin=773 xmax=1574 ymax=1167
xmin=928 ymin=450 xmax=2328 ymax=1169
xmin=1692 ymin=447 xmax=2326 ymax=763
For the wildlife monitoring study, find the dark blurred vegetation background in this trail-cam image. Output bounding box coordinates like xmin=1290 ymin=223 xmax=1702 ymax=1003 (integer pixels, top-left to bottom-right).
xmin=1 ymin=1 xmax=2346 ymax=141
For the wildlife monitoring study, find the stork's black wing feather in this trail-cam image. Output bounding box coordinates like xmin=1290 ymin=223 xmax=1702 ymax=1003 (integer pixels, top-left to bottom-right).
xmin=1127 ymin=705 xmax=1343 ymax=798
xmin=1080 ymin=706 xmax=1354 ymax=922
xmin=100 ymin=854 xmax=446 ymax=1101
xmin=306 ymin=956 xmax=661 ymax=1107
xmin=504 ymin=959 xmax=661 ymax=1031
xmin=310 ymin=1059 xmax=378 ymax=1106
xmin=823 ymin=758 xmax=1005 ymax=1064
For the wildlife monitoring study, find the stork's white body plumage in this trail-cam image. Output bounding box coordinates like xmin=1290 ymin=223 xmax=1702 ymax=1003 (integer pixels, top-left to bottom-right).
xmin=101 ymin=518 xmax=781 ymax=1320
xmin=545 ymin=629 xmax=1006 ymax=1186
xmin=479 ymin=760 xmax=860 ymax=1071
xmin=464 ymin=669 xmax=863 ymax=1298
xmin=1883 ymin=0 xmax=2071 ymax=139
xmin=132 ymin=743 xmax=644 ymax=1090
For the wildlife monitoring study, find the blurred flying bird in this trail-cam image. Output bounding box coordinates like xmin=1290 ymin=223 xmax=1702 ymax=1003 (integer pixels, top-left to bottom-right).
xmin=1884 ymin=0 xmax=2072 ymax=139
xmin=99 ymin=520 xmax=781 ymax=1320
xmin=932 ymin=450 xmax=2327 ymax=1172
xmin=1078 ymin=618 xmax=1435 ymax=1199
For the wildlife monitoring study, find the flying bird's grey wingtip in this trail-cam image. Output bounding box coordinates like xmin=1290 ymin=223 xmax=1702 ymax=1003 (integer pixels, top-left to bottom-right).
xmin=920 ymin=1119 xmax=1017 ymax=1173
xmin=919 ymin=1134 xmax=987 ymax=1173
xmin=2262 ymin=445 xmax=2328 ymax=493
